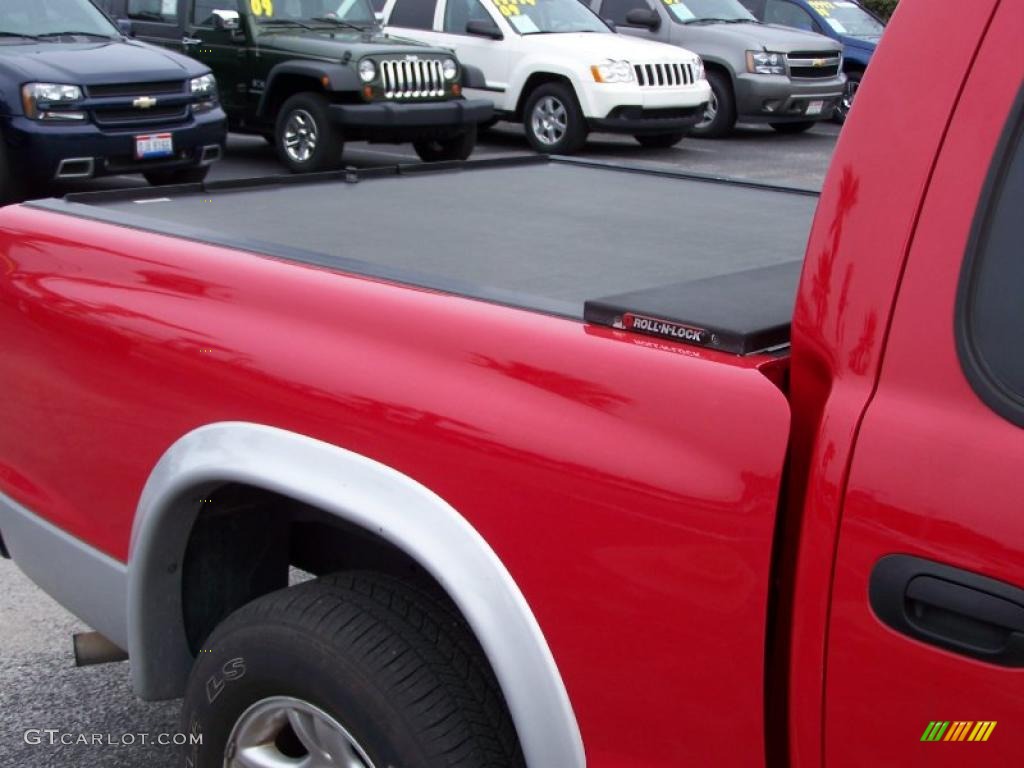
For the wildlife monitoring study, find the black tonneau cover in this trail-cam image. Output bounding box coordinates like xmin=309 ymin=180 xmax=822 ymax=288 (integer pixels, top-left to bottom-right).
xmin=29 ymin=156 xmax=816 ymax=355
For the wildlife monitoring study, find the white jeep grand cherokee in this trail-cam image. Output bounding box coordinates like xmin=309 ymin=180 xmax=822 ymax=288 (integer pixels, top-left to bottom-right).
xmin=383 ymin=0 xmax=711 ymax=153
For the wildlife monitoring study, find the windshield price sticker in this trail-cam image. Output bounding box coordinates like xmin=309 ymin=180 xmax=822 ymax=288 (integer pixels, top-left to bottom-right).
xmin=249 ymin=0 xmax=274 ymax=16
xmin=491 ymin=0 xmax=535 ymax=17
xmin=661 ymin=0 xmax=695 ymax=21
xmin=808 ymin=0 xmax=834 ymax=16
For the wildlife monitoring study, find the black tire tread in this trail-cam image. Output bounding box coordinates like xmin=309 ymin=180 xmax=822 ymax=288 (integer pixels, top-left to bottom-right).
xmin=203 ymin=572 xmax=524 ymax=768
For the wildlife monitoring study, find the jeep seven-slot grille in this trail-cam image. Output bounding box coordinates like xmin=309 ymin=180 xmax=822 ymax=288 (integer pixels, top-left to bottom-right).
xmin=786 ymin=51 xmax=841 ymax=79
xmin=380 ymin=59 xmax=445 ymax=99
xmin=633 ymin=62 xmax=695 ymax=87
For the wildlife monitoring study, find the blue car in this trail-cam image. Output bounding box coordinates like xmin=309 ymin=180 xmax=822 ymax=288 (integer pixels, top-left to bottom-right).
xmin=1 ymin=0 xmax=227 ymax=204
xmin=738 ymin=0 xmax=885 ymax=122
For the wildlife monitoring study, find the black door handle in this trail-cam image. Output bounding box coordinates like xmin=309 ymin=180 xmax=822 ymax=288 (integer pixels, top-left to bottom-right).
xmin=870 ymin=555 xmax=1024 ymax=667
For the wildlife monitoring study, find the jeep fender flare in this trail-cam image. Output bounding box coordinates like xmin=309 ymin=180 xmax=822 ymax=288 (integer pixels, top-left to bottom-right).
xmin=127 ymin=421 xmax=585 ymax=768
xmin=258 ymin=60 xmax=361 ymax=118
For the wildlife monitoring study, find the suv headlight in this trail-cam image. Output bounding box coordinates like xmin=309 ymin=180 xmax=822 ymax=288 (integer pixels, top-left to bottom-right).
xmin=591 ymin=60 xmax=634 ymax=84
xmin=693 ymin=57 xmax=706 ymax=81
xmin=746 ymin=51 xmax=786 ymax=75
xmin=358 ymin=59 xmax=377 ymax=83
xmin=21 ymin=83 xmax=86 ymax=121
xmin=190 ymin=74 xmax=217 ymax=96
xmin=442 ymin=58 xmax=458 ymax=81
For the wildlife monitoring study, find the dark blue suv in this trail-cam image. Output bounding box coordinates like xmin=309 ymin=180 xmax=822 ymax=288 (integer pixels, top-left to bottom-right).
xmin=739 ymin=0 xmax=885 ymax=122
xmin=0 ymin=0 xmax=227 ymax=203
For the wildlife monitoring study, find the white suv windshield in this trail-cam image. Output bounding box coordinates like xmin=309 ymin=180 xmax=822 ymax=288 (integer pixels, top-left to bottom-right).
xmin=487 ymin=0 xmax=608 ymax=35
xmin=664 ymin=0 xmax=755 ymax=24
xmin=2 ymin=0 xmax=119 ymax=38
xmin=810 ymin=1 xmax=883 ymax=37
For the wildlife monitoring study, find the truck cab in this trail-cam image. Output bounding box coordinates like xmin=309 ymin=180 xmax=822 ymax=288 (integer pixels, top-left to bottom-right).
xmin=98 ymin=0 xmax=494 ymax=168
xmin=0 ymin=0 xmax=226 ymax=203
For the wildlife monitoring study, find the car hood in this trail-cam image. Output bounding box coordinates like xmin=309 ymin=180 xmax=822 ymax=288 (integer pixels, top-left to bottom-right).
xmin=521 ymin=32 xmax=698 ymax=62
xmin=0 ymin=39 xmax=206 ymax=84
xmin=685 ymin=22 xmax=842 ymax=53
xmin=255 ymin=30 xmax=450 ymax=59
xmin=839 ymin=33 xmax=879 ymax=51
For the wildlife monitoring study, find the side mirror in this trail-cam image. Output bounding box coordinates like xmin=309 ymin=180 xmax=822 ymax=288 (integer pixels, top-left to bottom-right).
xmin=212 ymin=9 xmax=241 ymax=30
xmin=625 ymin=8 xmax=660 ymax=30
xmin=116 ymin=18 xmax=134 ymax=36
xmin=465 ymin=19 xmax=503 ymax=39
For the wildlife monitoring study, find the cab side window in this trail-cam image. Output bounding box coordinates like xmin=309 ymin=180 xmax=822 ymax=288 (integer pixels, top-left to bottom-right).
xmin=764 ymin=0 xmax=814 ymax=31
xmin=389 ymin=0 xmax=436 ymax=28
xmin=601 ymin=0 xmax=650 ymax=26
xmin=127 ymin=0 xmax=179 ymax=22
xmin=442 ymin=0 xmax=490 ymax=33
xmin=958 ymin=97 xmax=1024 ymax=426
xmin=193 ymin=0 xmax=238 ymax=25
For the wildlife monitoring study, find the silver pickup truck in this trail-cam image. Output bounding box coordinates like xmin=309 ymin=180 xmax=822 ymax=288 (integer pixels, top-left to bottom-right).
xmin=590 ymin=0 xmax=845 ymax=136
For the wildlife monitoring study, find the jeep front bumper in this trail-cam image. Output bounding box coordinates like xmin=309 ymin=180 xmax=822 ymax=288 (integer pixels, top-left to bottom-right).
xmin=329 ymin=99 xmax=493 ymax=129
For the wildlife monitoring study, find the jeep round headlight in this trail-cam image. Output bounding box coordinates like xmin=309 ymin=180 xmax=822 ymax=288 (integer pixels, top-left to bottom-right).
xmin=359 ymin=59 xmax=377 ymax=83
xmin=442 ymin=58 xmax=458 ymax=81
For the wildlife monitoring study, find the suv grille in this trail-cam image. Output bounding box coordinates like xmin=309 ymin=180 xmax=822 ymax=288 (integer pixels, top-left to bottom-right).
xmin=786 ymin=52 xmax=841 ymax=79
xmin=86 ymin=81 xmax=185 ymax=98
xmin=633 ymin=62 xmax=696 ymax=87
xmin=380 ymin=59 xmax=445 ymax=99
xmin=92 ymin=105 xmax=191 ymax=126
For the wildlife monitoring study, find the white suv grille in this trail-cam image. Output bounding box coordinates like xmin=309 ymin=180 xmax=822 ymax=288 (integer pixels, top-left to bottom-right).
xmin=633 ymin=62 xmax=696 ymax=87
xmin=381 ymin=59 xmax=445 ymax=99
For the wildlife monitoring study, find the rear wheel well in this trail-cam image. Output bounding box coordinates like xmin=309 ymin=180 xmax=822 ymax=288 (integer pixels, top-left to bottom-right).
xmin=180 ymin=482 xmax=460 ymax=655
xmin=515 ymin=73 xmax=576 ymax=120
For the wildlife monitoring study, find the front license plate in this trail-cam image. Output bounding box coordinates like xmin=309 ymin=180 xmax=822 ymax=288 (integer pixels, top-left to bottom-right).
xmin=135 ymin=133 xmax=173 ymax=159
xmin=805 ymin=100 xmax=824 ymax=116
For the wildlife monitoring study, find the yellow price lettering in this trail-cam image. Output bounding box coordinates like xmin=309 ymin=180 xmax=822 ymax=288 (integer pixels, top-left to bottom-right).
xmin=250 ymin=0 xmax=273 ymax=16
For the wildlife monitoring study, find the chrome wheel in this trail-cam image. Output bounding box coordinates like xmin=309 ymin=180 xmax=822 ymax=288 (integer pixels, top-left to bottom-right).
xmin=530 ymin=95 xmax=568 ymax=147
xmin=282 ymin=109 xmax=319 ymax=164
xmin=225 ymin=696 xmax=376 ymax=768
xmin=696 ymin=88 xmax=718 ymax=130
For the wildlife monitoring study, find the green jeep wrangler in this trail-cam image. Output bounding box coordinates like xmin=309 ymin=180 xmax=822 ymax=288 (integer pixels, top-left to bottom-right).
xmin=100 ymin=0 xmax=492 ymax=170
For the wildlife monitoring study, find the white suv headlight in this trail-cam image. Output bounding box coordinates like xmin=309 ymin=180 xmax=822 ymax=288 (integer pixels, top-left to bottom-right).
xmin=21 ymin=83 xmax=86 ymax=120
xmin=693 ymin=57 xmax=706 ymax=81
xmin=591 ymin=60 xmax=634 ymax=84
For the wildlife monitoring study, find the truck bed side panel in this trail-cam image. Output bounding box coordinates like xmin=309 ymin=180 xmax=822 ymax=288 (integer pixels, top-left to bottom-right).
xmin=0 ymin=208 xmax=789 ymax=768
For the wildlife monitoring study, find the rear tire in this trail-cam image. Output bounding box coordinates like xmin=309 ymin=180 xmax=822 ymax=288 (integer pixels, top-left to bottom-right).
xmin=179 ymin=572 xmax=525 ymax=768
xmin=522 ymin=82 xmax=588 ymax=155
xmin=634 ymin=132 xmax=686 ymax=148
xmin=275 ymin=92 xmax=344 ymax=173
xmin=691 ymin=69 xmax=736 ymax=138
xmin=770 ymin=121 xmax=815 ymax=134
xmin=413 ymin=125 xmax=477 ymax=162
xmin=144 ymin=165 xmax=210 ymax=186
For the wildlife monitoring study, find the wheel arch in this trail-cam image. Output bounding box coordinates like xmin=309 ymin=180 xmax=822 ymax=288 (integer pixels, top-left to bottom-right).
xmin=127 ymin=421 xmax=584 ymax=768
xmin=259 ymin=62 xmax=359 ymax=119
xmin=513 ymin=70 xmax=581 ymax=120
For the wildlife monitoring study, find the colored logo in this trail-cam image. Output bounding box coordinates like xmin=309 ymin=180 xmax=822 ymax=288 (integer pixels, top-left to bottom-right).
xmin=921 ymin=721 xmax=996 ymax=742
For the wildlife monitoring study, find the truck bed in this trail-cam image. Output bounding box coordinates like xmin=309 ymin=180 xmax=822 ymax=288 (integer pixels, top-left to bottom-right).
xmin=30 ymin=156 xmax=817 ymax=354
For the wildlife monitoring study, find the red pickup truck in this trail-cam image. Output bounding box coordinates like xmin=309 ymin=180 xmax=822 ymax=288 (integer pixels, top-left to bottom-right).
xmin=0 ymin=1 xmax=1021 ymax=766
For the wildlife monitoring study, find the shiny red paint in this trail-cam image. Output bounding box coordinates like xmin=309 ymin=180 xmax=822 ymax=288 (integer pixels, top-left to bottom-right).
xmin=0 ymin=207 xmax=789 ymax=768
xmin=780 ymin=1 xmax=1006 ymax=765
xmin=825 ymin=3 xmax=1024 ymax=764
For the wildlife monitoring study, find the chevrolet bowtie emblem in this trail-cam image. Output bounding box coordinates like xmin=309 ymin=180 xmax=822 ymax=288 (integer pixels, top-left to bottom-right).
xmin=812 ymin=58 xmax=826 ymax=67
xmin=133 ymin=96 xmax=157 ymax=108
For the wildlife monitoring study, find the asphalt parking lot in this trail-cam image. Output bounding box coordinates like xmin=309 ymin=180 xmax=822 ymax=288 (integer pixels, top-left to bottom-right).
xmin=0 ymin=120 xmax=839 ymax=768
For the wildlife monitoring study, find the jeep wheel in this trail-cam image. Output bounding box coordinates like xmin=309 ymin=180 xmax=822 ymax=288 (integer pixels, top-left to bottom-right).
xmin=144 ymin=165 xmax=210 ymax=187
xmin=179 ymin=572 xmax=525 ymax=768
xmin=275 ymin=93 xmax=344 ymax=173
xmin=691 ymin=69 xmax=736 ymax=138
xmin=523 ymin=82 xmax=588 ymax=155
xmin=770 ymin=121 xmax=815 ymax=134
xmin=634 ymin=132 xmax=687 ymax=148
xmin=413 ymin=125 xmax=477 ymax=162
